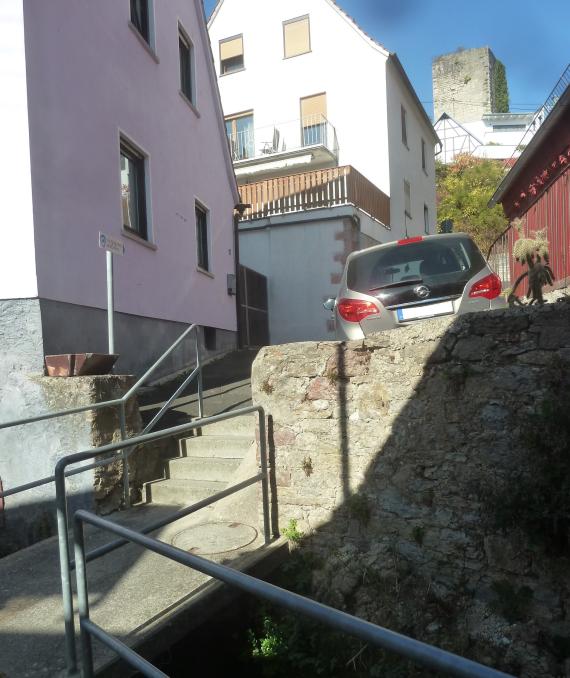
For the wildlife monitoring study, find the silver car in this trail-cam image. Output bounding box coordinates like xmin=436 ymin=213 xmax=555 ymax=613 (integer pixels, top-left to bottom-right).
xmin=325 ymin=233 xmax=506 ymax=340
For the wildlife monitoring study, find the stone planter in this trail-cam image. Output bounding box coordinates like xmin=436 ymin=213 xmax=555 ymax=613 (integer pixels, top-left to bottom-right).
xmin=44 ymin=353 xmax=118 ymax=377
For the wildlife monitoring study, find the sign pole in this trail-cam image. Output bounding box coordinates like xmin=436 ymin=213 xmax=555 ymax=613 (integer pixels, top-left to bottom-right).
xmin=106 ymin=250 xmax=115 ymax=355
xmin=99 ymin=231 xmax=124 ymax=355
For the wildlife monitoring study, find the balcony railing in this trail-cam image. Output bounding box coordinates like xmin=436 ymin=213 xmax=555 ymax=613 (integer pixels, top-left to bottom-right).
xmin=502 ymin=62 xmax=570 ymax=168
xmin=227 ymin=114 xmax=338 ymax=164
xmin=239 ymin=165 xmax=390 ymax=226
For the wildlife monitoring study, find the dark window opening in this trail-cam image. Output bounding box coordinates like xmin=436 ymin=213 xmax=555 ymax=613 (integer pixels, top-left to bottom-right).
xmin=422 ymin=138 xmax=426 ymax=171
xmin=120 ymin=139 xmax=148 ymax=240
xmin=130 ymin=0 xmax=150 ymax=43
xmin=204 ymin=326 xmax=216 ymax=351
xmin=195 ymin=203 xmax=209 ymax=271
xmin=179 ymin=30 xmax=193 ymax=102
xmin=401 ymin=105 xmax=408 ymax=147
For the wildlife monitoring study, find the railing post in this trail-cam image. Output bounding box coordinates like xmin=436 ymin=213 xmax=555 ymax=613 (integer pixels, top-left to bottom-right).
xmin=196 ymin=326 xmax=204 ymax=420
xmin=73 ymin=516 xmax=94 ymax=678
xmin=257 ymin=408 xmax=271 ymax=544
xmin=119 ymin=401 xmax=130 ymax=509
xmin=54 ymin=461 xmax=78 ymax=676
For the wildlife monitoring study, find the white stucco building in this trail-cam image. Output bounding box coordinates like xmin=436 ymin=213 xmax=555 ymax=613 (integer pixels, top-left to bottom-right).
xmin=208 ymin=0 xmax=439 ymax=344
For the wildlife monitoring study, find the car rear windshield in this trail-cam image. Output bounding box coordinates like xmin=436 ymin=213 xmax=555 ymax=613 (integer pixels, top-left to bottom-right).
xmin=347 ymin=236 xmax=487 ymax=293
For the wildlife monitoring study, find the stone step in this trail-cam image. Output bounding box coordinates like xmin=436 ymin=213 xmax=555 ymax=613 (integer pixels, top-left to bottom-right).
xmin=168 ymin=456 xmax=242 ymax=482
xmin=145 ymin=478 xmax=226 ymax=505
xmin=179 ymin=435 xmax=253 ymax=459
xmin=193 ymin=414 xmax=256 ymax=437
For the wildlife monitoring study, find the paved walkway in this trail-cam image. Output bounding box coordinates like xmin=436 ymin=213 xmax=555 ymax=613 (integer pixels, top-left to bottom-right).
xmin=0 ymin=349 xmax=283 ymax=678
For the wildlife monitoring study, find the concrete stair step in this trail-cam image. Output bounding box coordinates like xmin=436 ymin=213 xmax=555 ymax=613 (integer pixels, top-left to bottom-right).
xmin=180 ymin=435 xmax=253 ymax=459
xmin=168 ymin=456 xmax=242 ymax=482
xmin=194 ymin=414 xmax=256 ymax=437
xmin=145 ymin=478 xmax=226 ymax=505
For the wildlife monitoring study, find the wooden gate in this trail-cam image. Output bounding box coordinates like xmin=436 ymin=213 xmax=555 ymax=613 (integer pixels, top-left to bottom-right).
xmin=238 ymin=265 xmax=269 ymax=347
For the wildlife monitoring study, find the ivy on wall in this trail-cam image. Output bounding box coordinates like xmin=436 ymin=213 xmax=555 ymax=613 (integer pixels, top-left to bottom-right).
xmin=494 ymin=60 xmax=509 ymax=113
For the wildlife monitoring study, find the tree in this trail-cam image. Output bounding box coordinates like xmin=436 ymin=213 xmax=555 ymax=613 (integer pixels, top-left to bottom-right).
xmin=436 ymin=154 xmax=509 ymax=254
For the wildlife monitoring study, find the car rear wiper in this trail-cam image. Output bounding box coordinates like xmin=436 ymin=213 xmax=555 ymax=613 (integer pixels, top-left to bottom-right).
xmin=369 ymin=278 xmax=423 ymax=292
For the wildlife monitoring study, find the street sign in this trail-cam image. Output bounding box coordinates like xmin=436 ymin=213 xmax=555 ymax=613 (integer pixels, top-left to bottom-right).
xmin=99 ymin=232 xmax=125 ymax=256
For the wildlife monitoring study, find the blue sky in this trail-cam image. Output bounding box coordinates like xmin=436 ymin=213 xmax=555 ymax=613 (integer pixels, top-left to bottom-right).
xmin=204 ymin=0 xmax=569 ymax=120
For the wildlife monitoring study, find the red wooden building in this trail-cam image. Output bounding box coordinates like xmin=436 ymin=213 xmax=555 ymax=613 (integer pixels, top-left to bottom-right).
xmin=489 ymin=66 xmax=570 ymax=289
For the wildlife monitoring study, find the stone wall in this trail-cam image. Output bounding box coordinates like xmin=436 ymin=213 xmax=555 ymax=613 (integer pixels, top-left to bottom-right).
xmin=252 ymin=301 xmax=570 ymax=677
xmin=433 ymin=47 xmax=497 ymax=122
xmin=0 ymin=373 xmax=159 ymax=555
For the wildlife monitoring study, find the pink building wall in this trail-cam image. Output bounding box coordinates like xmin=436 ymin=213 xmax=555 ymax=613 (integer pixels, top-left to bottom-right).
xmin=23 ymin=0 xmax=238 ymax=331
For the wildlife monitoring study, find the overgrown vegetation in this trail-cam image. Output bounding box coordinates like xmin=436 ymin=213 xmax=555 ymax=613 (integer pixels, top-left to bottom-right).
xmin=488 ymin=358 xmax=570 ymax=555
xmin=493 ymin=60 xmax=509 ymax=113
xmin=245 ymin=552 xmax=429 ymax=677
xmin=436 ymin=154 xmax=509 ymax=253
xmin=281 ymin=518 xmax=304 ymax=545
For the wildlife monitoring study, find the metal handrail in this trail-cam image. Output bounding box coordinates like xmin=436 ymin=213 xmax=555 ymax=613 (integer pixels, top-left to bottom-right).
xmin=501 ymin=62 xmax=570 ymax=170
xmin=72 ymin=510 xmax=514 ymax=678
xmin=54 ymin=405 xmax=269 ymax=676
xmin=0 ymin=322 xmax=204 ymax=505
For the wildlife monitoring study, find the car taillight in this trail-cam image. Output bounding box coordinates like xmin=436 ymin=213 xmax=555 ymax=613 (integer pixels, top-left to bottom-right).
xmin=397 ymin=236 xmax=423 ymax=245
xmin=469 ymin=273 xmax=502 ymax=300
xmin=337 ymin=298 xmax=380 ymax=323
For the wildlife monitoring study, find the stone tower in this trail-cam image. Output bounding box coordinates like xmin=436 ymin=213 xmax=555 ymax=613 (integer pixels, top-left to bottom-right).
xmin=433 ymin=47 xmax=500 ymax=123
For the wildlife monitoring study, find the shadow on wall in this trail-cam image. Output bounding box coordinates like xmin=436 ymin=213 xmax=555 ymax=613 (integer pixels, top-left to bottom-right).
xmin=254 ymin=300 xmax=570 ymax=677
xmin=0 ymin=493 xmax=93 ymax=557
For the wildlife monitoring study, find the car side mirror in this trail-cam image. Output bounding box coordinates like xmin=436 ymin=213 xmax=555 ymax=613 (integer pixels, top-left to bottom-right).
xmin=323 ymin=298 xmax=336 ymax=312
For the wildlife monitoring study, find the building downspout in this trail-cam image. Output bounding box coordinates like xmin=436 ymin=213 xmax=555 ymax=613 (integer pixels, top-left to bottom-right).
xmin=233 ymin=203 xmax=250 ymax=348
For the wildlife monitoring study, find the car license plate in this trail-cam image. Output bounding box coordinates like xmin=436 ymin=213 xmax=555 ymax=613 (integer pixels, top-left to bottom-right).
xmin=397 ymin=300 xmax=454 ymax=321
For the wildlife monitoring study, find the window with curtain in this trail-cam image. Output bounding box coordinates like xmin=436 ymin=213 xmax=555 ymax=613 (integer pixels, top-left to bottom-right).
xmin=120 ymin=139 xmax=148 ymax=240
xmin=220 ymin=35 xmax=244 ymax=74
xmin=195 ymin=203 xmax=210 ymax=271
xmin=225 ymin=112 xmax=254 ymax=160
xmin=283 ymin=16 xmax=310 ymax=58
xmin=130 ymin=0 xmax=150 ymax=44
xmin=179 ymin=27 xmax=194 ymax=103
xmin=300 ymin=93 xmax=327 ymax=146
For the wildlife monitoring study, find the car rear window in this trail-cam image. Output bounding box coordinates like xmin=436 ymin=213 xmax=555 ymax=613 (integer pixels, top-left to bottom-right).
xmin=347 ymin=236 xmax=487 ymax=293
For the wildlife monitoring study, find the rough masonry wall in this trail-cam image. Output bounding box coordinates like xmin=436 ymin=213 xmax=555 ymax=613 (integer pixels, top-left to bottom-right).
xmin=0 ymin=371 xmax=155 ymax=555
xmin=252 ymin=301 xmax=570 ymax=677
xmin=433 ymin=47 xmax=496 ymax=122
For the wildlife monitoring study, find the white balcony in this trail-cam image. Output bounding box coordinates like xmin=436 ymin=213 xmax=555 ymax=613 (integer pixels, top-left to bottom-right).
xmin=226 ymin=115 xmax=339 ymax=181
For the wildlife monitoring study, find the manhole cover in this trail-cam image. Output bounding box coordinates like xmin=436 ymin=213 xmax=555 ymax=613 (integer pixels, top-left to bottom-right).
xmin=171 ymin=521 xmax=258 ymax=555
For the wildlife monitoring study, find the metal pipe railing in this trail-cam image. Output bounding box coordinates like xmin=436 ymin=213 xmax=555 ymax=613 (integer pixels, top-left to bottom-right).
xmin=54 ymin=405 xmax=269 ymax=675
xmin=0 ymin=323 xmax=203 ymax=504
xmin=72 ymin=509 xmax=515 ymax=678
